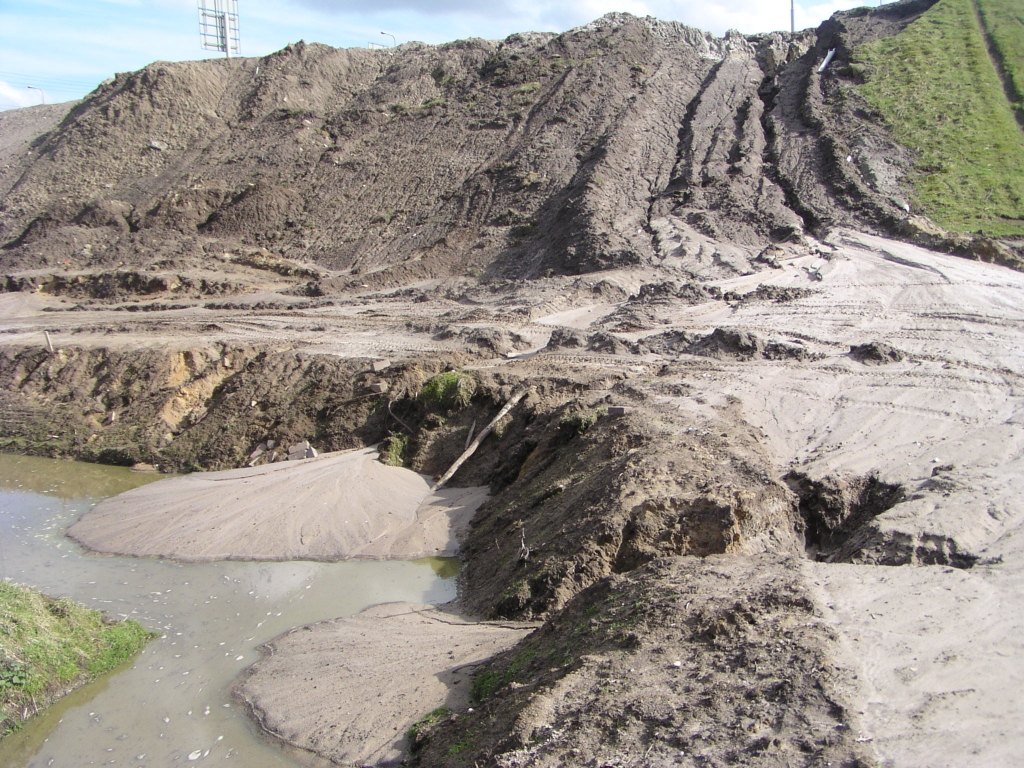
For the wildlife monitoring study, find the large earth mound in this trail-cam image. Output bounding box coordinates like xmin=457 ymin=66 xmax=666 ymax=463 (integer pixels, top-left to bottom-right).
xmin=1 ymin=7 xmax=947 ymax=287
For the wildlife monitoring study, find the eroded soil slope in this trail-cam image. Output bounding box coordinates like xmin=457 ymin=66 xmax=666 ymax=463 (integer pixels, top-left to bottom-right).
xmin=4 ymin=5 xmax=993 ymax=293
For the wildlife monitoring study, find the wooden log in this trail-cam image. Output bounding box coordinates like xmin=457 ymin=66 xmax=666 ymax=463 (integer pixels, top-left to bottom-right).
xmin=432 ymin=388 xmax=529 ymax=490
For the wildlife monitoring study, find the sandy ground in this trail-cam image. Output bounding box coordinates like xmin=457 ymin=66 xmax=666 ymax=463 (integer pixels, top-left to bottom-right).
xmin=68 ymin=447 xmax=488 ymax=561
xmin=7 ymin=230 xmax=1024 ymax=765
xmin=232 ymin=602 xmax=537 ymax=766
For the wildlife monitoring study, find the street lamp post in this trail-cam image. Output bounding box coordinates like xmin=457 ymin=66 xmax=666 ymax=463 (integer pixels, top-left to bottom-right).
xmin=26 ymin=86 xmax=44 ymax=105
xmin=381 ymin=31 xmax=396 ymax=47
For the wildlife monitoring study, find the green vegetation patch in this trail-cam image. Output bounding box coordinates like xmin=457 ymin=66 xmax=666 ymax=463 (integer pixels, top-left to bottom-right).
xmin=854 ymin=0 xmax=1024 ymax=235
xmin=420 ymin=371 xmax=476 ymax=412
xmin=0 ymin=582 xmax=154 ymax=735
xmin=976 ymin=0 xmax=1024 ymax=107
xmin=470 ymin=648 xmax=536 ymax=702
xmin=407 ymin=706 xmax=449 ymax=745
xmin=379 ymin=432 xmax=409 ymax=467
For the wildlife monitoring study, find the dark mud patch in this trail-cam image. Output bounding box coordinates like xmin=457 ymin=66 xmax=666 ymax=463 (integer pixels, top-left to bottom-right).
xmin=785 ymin=471 xmax=904 ymax=561
xmin=786 ymin=467 xmax=981 ymax=568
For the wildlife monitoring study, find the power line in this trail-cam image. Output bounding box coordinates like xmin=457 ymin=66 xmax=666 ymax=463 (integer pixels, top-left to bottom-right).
xmin=0 ymin=70 xmax=103 ymax=94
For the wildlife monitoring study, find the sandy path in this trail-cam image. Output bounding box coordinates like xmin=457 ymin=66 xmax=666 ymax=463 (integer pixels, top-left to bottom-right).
xmin=68 ymin=447 xmax=487 ymax=561
xmin=232 ymin=602 xmax=536 ymax=766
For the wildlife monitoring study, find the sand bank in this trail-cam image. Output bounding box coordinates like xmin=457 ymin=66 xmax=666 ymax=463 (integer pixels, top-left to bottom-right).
xmin=68 ymin=447 xmax=487 ymax=561
xmin=232 ymin=602 xmax=536 ymax=766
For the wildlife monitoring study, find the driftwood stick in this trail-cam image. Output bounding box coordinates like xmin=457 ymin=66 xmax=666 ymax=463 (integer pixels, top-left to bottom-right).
xmin=44 ymin=331 xmax=54 ymax=354
xmin=387 ymin=400 xmax=415 ymax=435
xmin=433 ymin=388 xmax=528 ymax=490
xmin=464 ymin=420 xmax=477 ymax=451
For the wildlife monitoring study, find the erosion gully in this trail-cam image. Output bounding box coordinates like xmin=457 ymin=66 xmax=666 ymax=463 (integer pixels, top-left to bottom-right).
xmin=0 ymin=453 xmax=457 ymax=767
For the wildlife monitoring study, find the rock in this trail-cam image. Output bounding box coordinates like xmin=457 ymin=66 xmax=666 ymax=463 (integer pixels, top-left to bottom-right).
xmin=587 ymin=332 xmax=634 ymax=355
xmin=368 ymin=381 xmax=389 ymax=394
xmin=287 ymin=440 xmax=311 ymax=460
xmin=371 ymin=358 xmax=391 ymax=372
xmin=249 ymin=443 xmax=267 ymax=460
xmin=545 ymin=327 xmax=588 ymax=350
xmin=149 ymin=139 xmax=168 ymax=151
xmin=849 ymin=341 xmax=906 ymax=365
xmin=607 ymin=406 xmax=631 ymax=416
xmin=130 ymin=463 xmax=157 ymax=473
xmin=306 ymin=447 xmax=318 ymax=459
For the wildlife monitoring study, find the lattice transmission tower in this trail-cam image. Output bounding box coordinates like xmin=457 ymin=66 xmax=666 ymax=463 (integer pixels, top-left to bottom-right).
xmin=198 ymin=0 xmax=241 ymax=58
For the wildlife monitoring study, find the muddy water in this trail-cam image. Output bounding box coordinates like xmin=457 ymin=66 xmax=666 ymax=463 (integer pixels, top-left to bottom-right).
xmin=0 ymin=454 xmax=457 ymax=767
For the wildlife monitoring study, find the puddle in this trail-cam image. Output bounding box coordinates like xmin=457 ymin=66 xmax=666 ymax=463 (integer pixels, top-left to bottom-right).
xmin=0 ymin=454 xmax=457 ymax=767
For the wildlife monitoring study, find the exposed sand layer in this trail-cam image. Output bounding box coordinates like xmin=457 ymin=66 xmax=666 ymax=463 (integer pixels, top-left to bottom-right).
xmin=68 ymin=447 xmax=487 ymax=561
xmin=232 ymin=602 xmax=536 ymax=766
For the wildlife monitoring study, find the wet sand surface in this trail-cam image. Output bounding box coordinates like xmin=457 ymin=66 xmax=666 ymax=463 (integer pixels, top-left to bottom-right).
xmin=69 ymin=447 xmax=488 ymax=562
xmin=0 ymin=455 xmax=458 ymax=768
xmin=235 ymin=602 xmax=537 ymax=766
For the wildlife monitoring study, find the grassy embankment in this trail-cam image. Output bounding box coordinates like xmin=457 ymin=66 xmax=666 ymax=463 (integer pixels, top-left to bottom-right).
xmin=975 ymin=0 xmax=1024 ymax=108
xmin=854 ymin=0 xmax=1024 ymax=235
xmin=0 ymin=582 xmax=154 ymax=737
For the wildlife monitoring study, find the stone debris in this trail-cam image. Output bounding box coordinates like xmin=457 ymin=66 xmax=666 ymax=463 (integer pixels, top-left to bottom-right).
xmin=371 ymin=358 xmax=391 ymax=372
xmin=607 ymin=406 xmax=631 ymax=416
xmin=368 ymin=381 xmax=389 ymax=394
xmin=285 ymin=440 xmax=317 ymax=461
xmin=247 ymin=439 xmax=318 ymax=465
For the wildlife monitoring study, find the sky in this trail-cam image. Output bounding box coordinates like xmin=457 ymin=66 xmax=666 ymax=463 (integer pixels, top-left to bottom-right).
xmin=0 ymin=0 xmax=881 ymax=111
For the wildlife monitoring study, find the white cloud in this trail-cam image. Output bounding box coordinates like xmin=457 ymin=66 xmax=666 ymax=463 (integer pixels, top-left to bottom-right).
xmin=0 ymin=79 xmax=44 ymax=110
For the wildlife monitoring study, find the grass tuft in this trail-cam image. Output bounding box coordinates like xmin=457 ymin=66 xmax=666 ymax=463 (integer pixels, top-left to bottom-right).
xmin=0 ymin=582 xmax=155 ymax=735
xmin=420 ymin=371 xmax=476 ymax=412
xmin=379 ymin=432 xmax=409 ymax=467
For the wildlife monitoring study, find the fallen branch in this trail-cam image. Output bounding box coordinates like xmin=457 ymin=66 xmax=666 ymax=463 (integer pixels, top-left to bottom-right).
xmin=387 ymin=400 xmax=415 ymax=435
xmin=432 ymin=388 xmax=529 ymax=490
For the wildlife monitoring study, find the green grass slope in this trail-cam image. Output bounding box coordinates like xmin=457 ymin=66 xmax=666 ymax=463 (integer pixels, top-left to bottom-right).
xmin=0 ymin=582 xmax=154 ymax=736
xmin=855 ymin=0 xmax=1024 ymax=235
xmin=976 ymin=0 xmax=1024 ymax=108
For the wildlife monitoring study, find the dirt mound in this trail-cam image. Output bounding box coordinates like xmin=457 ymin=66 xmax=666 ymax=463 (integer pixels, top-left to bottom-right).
xmin=412 ymin=555 xmax=873 ymax=767
xmin=0 ymin=101 xmax=78 ymax=198
xmin=0 ymin=10 xmax=942 ymax=284
xmin=458 ymin=400 xmax=802 ymax=619
xmin=688 ymin=328 xmax=818 ymax=361
xmin=634 ymin=327 xmax=818 ymax=362
xmin=849 ymin=340 xmax=906 ymax=364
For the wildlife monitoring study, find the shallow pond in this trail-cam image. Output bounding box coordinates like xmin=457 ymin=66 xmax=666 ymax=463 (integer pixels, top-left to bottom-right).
xmin=0 ymin=454 xmax=457 ymax=767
